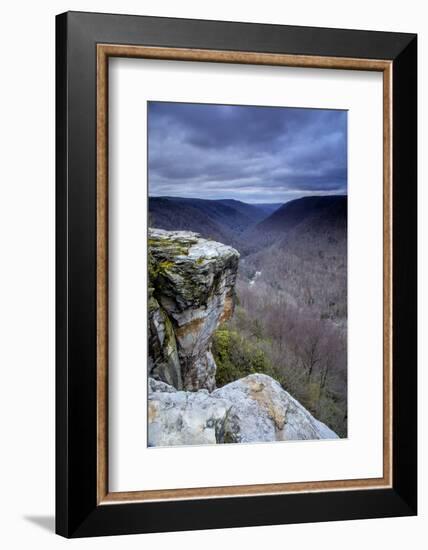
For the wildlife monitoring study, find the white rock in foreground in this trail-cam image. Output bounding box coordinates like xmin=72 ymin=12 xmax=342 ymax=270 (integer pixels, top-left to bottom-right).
xmin=148 ymin=374 xmax=338 ymax=447
xmin=148 ymin=379 xmax=232 ymax=447
xmin=214 ymin=374 xmax=338 ymax=443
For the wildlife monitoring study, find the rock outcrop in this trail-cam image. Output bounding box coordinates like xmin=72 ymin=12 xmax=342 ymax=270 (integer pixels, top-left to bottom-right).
xmin=148 ymin=378 xmax=232 ymax=446
xmin=148 ymin=374 xmax=338 ymax=446
xmin=214 ymin=374 xmax=338 ymax=442
xmin=148 ymin=228 xmax=239 ymax=391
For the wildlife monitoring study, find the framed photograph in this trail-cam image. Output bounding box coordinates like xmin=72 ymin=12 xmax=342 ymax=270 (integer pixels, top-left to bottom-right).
xmin=56 ymin=11 xmax=417 ymax=538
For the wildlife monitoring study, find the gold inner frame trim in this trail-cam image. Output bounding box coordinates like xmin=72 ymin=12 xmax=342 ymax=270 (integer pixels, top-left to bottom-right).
xmin=96 ymin=44 xmax=393 ymax=505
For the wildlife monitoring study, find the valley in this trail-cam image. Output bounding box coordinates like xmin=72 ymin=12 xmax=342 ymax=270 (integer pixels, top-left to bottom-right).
xmin=149 ymin=194 xmax=348 ymax=436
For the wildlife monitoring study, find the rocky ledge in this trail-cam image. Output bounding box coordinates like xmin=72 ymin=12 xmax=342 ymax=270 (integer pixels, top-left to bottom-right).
xmin=148 ymin=228 xmax=338 ymax=445
xmin=148 ymin=374 xmax=338 ymax=446
xmin=148 ymin=228 xmax=239 ymax=391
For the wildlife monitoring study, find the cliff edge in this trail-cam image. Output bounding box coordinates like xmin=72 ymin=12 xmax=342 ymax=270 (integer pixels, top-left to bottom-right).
xmin=149 ymin=228 xmax=239 ymax=391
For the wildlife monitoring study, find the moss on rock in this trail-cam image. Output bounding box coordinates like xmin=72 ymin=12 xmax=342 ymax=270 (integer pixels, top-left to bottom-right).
xmin=147 ymin=228 xmax=240 ymax=391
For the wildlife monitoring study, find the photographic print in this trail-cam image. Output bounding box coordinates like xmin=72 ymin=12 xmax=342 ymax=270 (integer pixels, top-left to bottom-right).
xmin=147 ymin=101 xmax=347 ymax=447
xmin=57 ymin=14 xmax=417 ymax=536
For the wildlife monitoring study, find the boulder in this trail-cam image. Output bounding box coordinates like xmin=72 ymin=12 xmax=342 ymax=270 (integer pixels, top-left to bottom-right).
xmin=147 ymin=374 xmax=338 ymax=447
xmin=148 ymin=378 xmax=232 ymax=446
xmin=214 ymin=374 xmax=338 ymax=443
xmin=148 ymin=228 xmax=239 ymax=391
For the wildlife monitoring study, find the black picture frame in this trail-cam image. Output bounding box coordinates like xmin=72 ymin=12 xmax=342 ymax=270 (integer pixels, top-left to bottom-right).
xmin=56 ymin=11 xmax=417 ymax=538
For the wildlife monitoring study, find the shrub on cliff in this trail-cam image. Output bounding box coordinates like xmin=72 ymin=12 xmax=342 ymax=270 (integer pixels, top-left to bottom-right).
xmin=212 ymin=325 xmax=277 ymax=387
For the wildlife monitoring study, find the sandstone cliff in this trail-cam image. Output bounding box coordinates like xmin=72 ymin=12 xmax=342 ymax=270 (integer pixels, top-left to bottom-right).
xmin=149 ymin=228 xmax=239 ymax=391
xmin=148 ymin=228 xmax=338 ymax=445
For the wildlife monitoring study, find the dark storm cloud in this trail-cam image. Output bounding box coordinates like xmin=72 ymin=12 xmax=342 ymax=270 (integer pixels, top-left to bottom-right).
xmin=148 ymin=102 xmax=347 ymax=203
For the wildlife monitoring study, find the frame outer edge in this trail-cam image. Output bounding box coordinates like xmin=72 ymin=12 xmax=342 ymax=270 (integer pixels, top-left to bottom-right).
xmin=64 ymin=11 xmax=416 ymax=60
xmin=55 ymin=12 xmax=70 ymax=538
xmin=391 ymin=35 xmax=418 ymax=513
xmin=55 ymin=11 xmax=418 ymax=537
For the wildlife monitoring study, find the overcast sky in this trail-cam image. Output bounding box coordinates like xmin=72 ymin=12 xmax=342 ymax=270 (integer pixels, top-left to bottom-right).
xmin=148 ymin=101 xmax=347 ymax=204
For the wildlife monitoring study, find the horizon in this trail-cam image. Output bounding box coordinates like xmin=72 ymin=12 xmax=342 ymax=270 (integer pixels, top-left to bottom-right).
xmin=148 ymin=102 xmax=348 ymax=204
xmin=149 ymin=192 xmax=348 ymax=206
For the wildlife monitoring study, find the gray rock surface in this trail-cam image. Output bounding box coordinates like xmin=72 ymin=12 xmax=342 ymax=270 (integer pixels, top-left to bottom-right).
xmin=148 ymin=228 xmax=239 ymax=391
xmin=214 ymin=374 xmax=338 ymax=443
xmin=148 ymin=290 xmax=182 ymax=389
xmin=148 ymin=374 xmax=338 ymax=446
xmin=148 ymin=378 xmax=232 ymax=446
